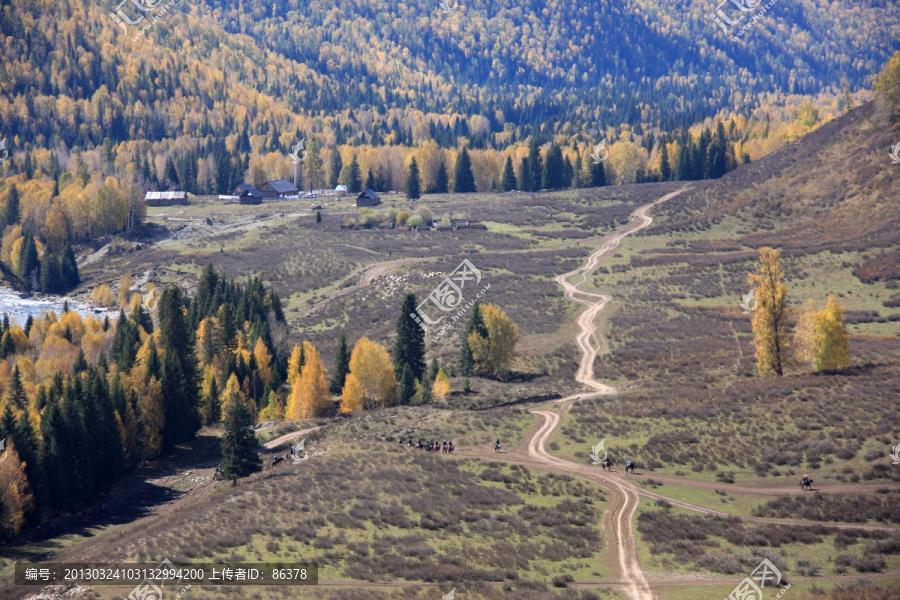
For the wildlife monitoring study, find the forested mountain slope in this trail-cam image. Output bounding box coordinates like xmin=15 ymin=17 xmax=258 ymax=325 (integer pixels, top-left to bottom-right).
xmin=1 ymin=0 xmax=897 ymax=156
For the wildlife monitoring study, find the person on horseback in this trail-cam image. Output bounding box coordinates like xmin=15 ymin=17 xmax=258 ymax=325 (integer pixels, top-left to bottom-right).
xmin=495 ymin=439 xmax=501 ymax=452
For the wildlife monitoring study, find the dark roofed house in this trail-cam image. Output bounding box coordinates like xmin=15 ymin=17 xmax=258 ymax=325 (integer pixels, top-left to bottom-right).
xmin=238 ymin=186 xmax=263 ymax=205
xmin=356 ymin=189 xmax=381 ymax=207
xmin=233 ymin=183 xmax=257 ymax=195
xmin=258 ymin=180 xmax=299 ymax=199
xmin=145 ymin=191 xmax=188 ymax=207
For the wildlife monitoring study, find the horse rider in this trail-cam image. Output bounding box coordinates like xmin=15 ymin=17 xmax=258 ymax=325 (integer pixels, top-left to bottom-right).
xmin=495 ymin=439 xmax=501 ymax=452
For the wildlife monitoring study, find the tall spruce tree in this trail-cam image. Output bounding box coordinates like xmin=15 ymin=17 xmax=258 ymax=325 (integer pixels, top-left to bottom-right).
xmin=406 ymin=158 xmax=421 ymax=200
xmin=221 ymin=379 xmax=261 ymax=481
xmin=202 ymin=376 xmax=220 ymax=426
xmin=458 ymin=301 xmax=488 ymax=376
xmin=329 ymin=331 xmax=351 ymax=394
xmin=398 ymin=364 xmax=416 ymax=405
xmin=659 ymin=142 xmax=672 ymax=181
xmin=111 ymin=311 xmax=140 ymax=371
xmin=542 ymin=143 xmax=565 ymax=189
xmin=328 ymin=149 xmax=343 ymax=188
xmin=452 ymin=146 xmax=476 ymax=193
xmin=347 ymin=155 xmax=362 ymax=193
xmin=19 ymin=235 xmax=39 ymax=287
xmin=5 ymin=184 xmax=19 ymax=226
xmin=39 ymin=246 xmax=62 ymax=294
xmin=501 ymin=156 xmax=517 ymax=191
xmin=40 ymin=399 xmax=71 ymax=514
xmin=6 ymin=365 xmax=26 ymax=408
xmin=527 ymin=138 xmax=543 ymax=191
xmin=393 ymin=294 xmax=426 ymax=382
xmin=434 ymin=159 xmax=449 ymax=194
xmin=60 ymin=241 xmax=80 ymax=289
xmin=158 ymin=287 xmax=200 ymax=450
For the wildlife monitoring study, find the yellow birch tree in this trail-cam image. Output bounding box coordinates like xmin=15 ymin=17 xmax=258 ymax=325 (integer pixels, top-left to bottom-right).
xmin=346 ymin=337 xmax=396 ymax=408
xmin=432 ymin=368 xmax=451 ymax=401
xmin=340 ymin=373 xmax=364 ymax=414
xmin=813 ymin=295 xmax=850 ymax=371
xmin=750 ymin=247 xmax=790 ymax=376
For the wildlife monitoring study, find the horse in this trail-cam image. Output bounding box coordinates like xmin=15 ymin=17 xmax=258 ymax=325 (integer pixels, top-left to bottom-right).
xmin=625 ymin=460 xmax=636 ymax=474
xmin=800 ymin=478 xmax=813 ymax=491
xmin=272 ymin=455 xmax=284 ymax=467
xmin=494 ymin=442 xmax=501 ymax=453
xmin=448 ymin=442 xmax=454 ymax=454
xmin=601 ymin=458 xmax=613 ymax=471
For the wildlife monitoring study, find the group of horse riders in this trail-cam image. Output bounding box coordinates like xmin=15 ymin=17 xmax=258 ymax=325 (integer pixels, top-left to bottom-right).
xmin=405 ymin=439 xmax=454 ymax=454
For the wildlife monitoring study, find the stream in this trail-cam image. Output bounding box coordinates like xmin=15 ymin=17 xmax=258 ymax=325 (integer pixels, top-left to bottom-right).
xmin=0 ymin=286 xmax=109 ymax=325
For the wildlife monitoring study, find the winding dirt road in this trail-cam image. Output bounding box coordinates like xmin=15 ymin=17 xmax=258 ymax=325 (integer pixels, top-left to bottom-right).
xmin=529 ymin=190 xmax=686 ymax=600
xmin=553 ymin=190 xmax=686 ymax=399
xmin=529 ymin=409 xmax=654 ymax=600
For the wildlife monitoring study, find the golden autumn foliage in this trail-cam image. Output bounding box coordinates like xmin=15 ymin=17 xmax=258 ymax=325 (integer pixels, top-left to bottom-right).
xmin=468 ymin=304 xmax=519 ymax=378
xmin=252 ymin=337 xmax=273 ymax=387
xmin=286 ymin=342 xmax=330 ymax=420
xmin=812 ymin=295 xmax=850 ymax=371
xmin=220 ymin=373 xmax=254 ymax=422
xmin=0 ymin=443 xmax=34 ymax=536
xmin=345 ymin=337 xmax=396 ymax=409
xmin=258 ymin=390 xmax=284 ymax=422
xmin=432 ymin=368 xmax=451 ymax=401
xmin=750 ymin=247 xmax=790 ymax=377
xmin=90 ymin=284 xmax=116 ymax=308
xmin=287 ymin=344 xmax=304 ymax=385
xmin=792 ymin=299 xmax=817 ymax=371
xmin=339 ymin=373 xmax=364 ymax=414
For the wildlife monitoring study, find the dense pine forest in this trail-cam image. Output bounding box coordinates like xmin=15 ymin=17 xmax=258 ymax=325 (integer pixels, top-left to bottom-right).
xmin=0 ymin=265 xmax=287 ymax=538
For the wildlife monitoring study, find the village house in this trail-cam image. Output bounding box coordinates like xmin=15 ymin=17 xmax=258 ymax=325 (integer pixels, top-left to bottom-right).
xmin=356 ymin=189 xmax=381 ymax=207
xmin=237 ymin=185 xmax=263 ymax=205
xmin=258 ymin=180 xmax=300 ymax=199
